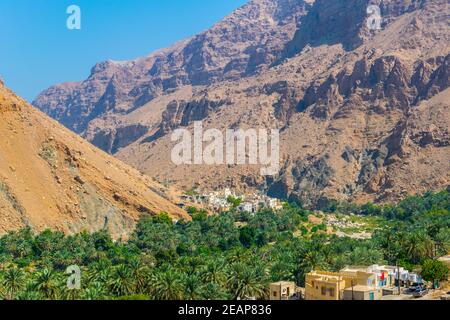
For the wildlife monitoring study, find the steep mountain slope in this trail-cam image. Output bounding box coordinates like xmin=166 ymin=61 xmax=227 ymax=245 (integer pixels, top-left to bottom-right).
xmin=34 ymin=0 xmax=449 ymax=206
xmin=34 ymin=0 xmax=311 ymax=153
xmin=0 ymin=82 xmax=188 ymax=237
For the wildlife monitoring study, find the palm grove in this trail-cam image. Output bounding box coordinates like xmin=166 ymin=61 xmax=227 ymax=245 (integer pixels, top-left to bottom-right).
xmin=0 ymin=190 xmax=449 ymax=300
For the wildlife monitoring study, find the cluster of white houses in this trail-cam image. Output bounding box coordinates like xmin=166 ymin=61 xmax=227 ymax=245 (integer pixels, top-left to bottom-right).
xmin=181 ymin=188 xmax=283 ymax=213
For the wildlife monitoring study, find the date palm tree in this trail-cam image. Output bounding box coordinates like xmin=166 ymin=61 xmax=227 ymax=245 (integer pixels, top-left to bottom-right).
xmin=62 ymin=286 xmax=81 ymax=300
xmin=201 ymin=260 xmax=226 ymax=286
xmin=183 ymin=274 xmax=204 ymax=300
xmin=87 ymin=259 xmax=112 ymax=283
xmin=401 ymin=231 xmax=434 ymax=263
xmin=435 ymin=228 xmax=450 ymax=257
xmin=151 ymin=269 xmax=184 ymax=300
xmin=227 ymin=263 xmax=267 ymax=300
xmin=299 ymin=249 xmax=326 ymax=272
xmin=128 ymin=259 xmax=150 ymax=294
xmin=33 ymin=268 xmax=60 ymax=300
xmin=1 ymin=267 xmax=26 ymax=300
xmin=82 ymin=282 xmax=106 ymax=300
xmin=108 ymin=265 xmax=134 ymax=297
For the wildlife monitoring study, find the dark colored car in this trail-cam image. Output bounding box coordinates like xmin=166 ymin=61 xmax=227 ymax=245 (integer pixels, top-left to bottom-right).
xmin=412 ymin=287 xmax=429 ymax=298
xmin=407 ymin=286 xmax=418 ymax=293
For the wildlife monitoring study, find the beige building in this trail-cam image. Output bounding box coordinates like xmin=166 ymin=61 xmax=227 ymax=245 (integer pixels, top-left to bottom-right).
xmin=305 ymin=271 xmax=346 ymax=300
xmin=305 ymin=265 xmax=400 ymax=300
xmin=269 ymin=281 xmax=297 ymax=300
xmin=343 ymin=285 xmax=381 ymax=300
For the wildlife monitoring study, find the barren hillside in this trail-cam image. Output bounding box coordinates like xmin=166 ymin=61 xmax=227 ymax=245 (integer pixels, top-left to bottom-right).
xmin=0 ymin=81 xmax=188 ymax=237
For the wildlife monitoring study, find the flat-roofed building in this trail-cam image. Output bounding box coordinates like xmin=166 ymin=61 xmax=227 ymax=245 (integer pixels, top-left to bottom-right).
xmin=269 ymin=281 xmax=297 ymax=300
xmin=343 ymin=285 xmax=382 ymax=300
xmin=340 ymin=265 xmax=401 ymax=288
xmin=305 ymin=265 xmax=407 ymax=300
xmin=305 ymin=271 xmax=346 ymax=300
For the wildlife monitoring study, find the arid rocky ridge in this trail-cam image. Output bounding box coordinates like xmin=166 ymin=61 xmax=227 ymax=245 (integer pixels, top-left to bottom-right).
xmin=34 ymin=0 xmax=450 ymax=207
xmin=0 ymin=82 xmax=188 ymax=237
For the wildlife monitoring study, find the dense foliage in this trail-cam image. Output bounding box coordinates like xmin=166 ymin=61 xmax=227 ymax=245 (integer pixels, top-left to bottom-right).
xmin=0 ymin=190 xmax=449 ymax=300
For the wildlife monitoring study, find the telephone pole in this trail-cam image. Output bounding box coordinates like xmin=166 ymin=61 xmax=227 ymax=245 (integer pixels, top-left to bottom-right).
xmin=351 ymin=279 xmax=354 ymax=300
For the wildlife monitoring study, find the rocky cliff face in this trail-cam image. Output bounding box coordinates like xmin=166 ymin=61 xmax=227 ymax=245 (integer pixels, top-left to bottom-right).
xmin=0 ymin=84 xmax=188 ymax=237
xmin=34 ymin=0 xmax=450 ymax=206
xmin=284 ymin=0 xmax=428 ymax=56
xmin=34 ymin=0 xmax=309 ymax=136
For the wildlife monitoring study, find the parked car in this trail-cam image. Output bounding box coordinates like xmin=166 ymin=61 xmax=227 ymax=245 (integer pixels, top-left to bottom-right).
xmin=412 ymin=287 xmax=429 ymax=298
xmin=406 ymin=286 xmax=418 ymax=293
xmin=407 ymin=284 xmax=425 ymax=294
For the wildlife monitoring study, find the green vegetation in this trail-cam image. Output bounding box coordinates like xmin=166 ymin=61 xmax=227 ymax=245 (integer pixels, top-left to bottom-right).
xmin=38 ymin=143 xmax=58 ymax=168
xmin=421 ymin=259 xmax=449 ymax=287
xmin=227 ymin=196 xmax=242 ymax=209
xmin=186 ymin=207 xmax=208 ymax=222
xmin=0 ymin=190 xmax=448 ymax=300
xmin=184 ymin=188 xmax=199 ymax=197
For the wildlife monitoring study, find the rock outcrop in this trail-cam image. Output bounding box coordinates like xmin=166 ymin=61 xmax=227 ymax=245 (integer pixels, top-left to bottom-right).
xmin=34 ymin=0 xmax=450 ymax=206
xmin=34 ymin=0 xmax=310 ymax=139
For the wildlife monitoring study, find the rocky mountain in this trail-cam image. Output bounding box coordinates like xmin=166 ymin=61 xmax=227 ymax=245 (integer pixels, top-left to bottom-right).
xmin=34 ymin=0 xmax=311 ymax=152
xmin=34 ymin=0 xmax=450 ymax=206
xmin=0 ymin=82 xmax=188 ymax=237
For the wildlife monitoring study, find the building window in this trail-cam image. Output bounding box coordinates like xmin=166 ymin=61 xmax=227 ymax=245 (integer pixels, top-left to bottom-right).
xmin=273 ymin=291 xmax=277 ymax=297
xmin=321 ymin=287 xmax=326 ymax=295
xmin=329 ymin=288 xmax=335 ymax=297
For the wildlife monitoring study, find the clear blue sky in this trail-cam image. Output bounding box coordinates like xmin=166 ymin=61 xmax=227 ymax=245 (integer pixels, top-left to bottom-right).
xmin=0 ymin=0 xmax=247 ymax=101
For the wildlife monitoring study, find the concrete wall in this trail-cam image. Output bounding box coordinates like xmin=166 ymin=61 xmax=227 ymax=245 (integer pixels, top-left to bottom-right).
xmin=343 ymin=288 xmax=382 ymax=300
